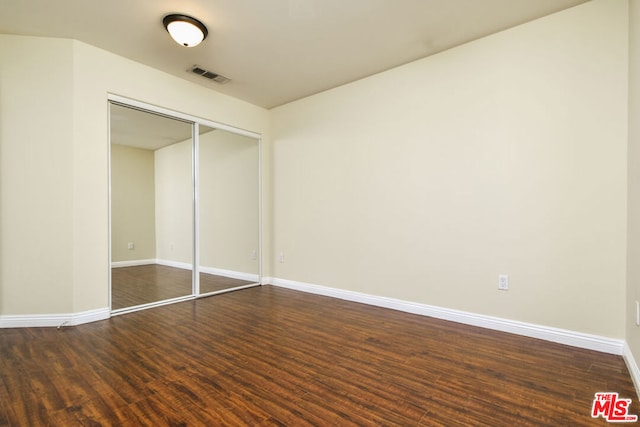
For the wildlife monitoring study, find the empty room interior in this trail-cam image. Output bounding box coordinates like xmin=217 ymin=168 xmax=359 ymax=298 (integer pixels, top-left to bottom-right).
xmin=2 ymin=0 xmax=640 ymax=424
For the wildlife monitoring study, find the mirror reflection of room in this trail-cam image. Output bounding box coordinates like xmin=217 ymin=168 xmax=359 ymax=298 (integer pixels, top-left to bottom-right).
xmin=198 ymin=126 xmax=260 ymax=295
xmin=110 ymin=104 xmax=194 ymax=310
xmin=109 ymin=103 xmax=260 ymax=312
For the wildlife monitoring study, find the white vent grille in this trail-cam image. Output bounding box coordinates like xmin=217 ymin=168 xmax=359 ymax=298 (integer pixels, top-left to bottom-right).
xmin=190 ymin=65 xmax=230 ymax=84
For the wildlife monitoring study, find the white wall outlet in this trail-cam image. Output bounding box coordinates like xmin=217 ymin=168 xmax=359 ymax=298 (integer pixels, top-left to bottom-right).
xmin=127 ymin=242 xmax=134 ymax=250
xmin=279 ymin=252 xmax=285 ymax=263
xmin=498 ymin=274 xmax=509 ymax=290
xmin=251 ymin=249 xmax=257 ymax=260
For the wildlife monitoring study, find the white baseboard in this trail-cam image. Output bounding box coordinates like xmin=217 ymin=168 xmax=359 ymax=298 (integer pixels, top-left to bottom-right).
xmin=112 ymin=259 xmax=191 ymax=270
xmin=0 ymin=307 xmax=110 ymax=328
xmin=623 ymin=343 xmax=640 ymax=400
xmin=0 ymin=276 xmax=627 ymax=355
xmin=269 ymin=277 xmax=625 ymax=355
xmin=111 ymin=259 xmax=156 ymax=268
xmin=200 ymin=266 xmax=259 ymax=282
xmin=155 ymin=259 xmax=193 ymax=270
xmin=111 ymin=258 xmax=193 ymax=270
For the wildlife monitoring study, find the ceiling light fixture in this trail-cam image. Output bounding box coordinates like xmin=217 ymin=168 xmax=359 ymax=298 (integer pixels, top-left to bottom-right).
xmin=163 ymin=14 xmax=208 ymax=47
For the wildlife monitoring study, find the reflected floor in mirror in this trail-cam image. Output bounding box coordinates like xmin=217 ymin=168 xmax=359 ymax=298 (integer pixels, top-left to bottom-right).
xmin=111 ymin=264 xmax=254 ymax=310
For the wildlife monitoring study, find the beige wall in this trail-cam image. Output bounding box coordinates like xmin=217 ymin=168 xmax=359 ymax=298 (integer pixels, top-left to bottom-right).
xmin=0 ymin=34 xmax=268 ymax=315
xmin=154 ymin=139 xmax=193 ymax=265
xmin=110 ymin=144 xmax=156 ymax=262
xmin=271 ymin=0 xmax=628 ymax=338
xmin=152 ymin=130 xmax=260 ymax=275
xmin=627 ymin=0 xmax=640 ymax=365
xmin=199 ymin=130 xmax=260 ymax=274
xmin=0 ymin=37 xmax=75 ymax=314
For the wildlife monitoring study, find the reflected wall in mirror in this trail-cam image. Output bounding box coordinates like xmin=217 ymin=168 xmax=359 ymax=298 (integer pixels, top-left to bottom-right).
xmin=198 ymin=126 xmax=260 ymax=295
xmin=110 ymin=103 xmax=194 ymax=311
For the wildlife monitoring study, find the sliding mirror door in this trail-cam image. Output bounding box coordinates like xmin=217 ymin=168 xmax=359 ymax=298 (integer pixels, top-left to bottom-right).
xmin=110 ymin=103 xmax=194 ymax=312
xmin=109 ymin=98 xmax=261 ymax=314
xmin=197 ymin=126 xmax=260 ymax=295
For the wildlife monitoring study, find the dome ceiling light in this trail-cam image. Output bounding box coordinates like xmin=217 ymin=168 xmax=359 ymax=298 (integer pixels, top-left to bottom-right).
xmin=163 ymin=14 xmax=208 ymax=47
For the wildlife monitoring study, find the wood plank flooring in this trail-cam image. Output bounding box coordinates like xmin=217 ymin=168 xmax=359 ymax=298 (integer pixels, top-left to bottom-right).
xmin=1 ymin=285 xmax=637 ymax=426
xmin=111 ymin=264 xmax=254 ymax=309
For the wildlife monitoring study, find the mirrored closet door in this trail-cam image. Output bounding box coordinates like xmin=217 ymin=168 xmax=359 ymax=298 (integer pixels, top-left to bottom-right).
xmin=109 ymin=99 xmax=261 ymax=314
xmin=197 ymin=125 xmax=260 ymax=296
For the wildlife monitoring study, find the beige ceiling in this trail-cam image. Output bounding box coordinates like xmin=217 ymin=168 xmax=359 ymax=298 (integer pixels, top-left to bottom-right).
xmin=0 ymin=0 xmax=588 ymax=109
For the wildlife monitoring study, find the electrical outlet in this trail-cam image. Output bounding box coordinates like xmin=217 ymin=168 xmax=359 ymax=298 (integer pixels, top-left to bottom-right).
xmin=498 ymin=274 xmax=509 ymax=290
xmin=127 ymin=242 xmax=134 ymax=250
xmin=251 ymin=250 xmax=257 ymax=260
xmin=278 ymin=252 xmax=285 ymax=263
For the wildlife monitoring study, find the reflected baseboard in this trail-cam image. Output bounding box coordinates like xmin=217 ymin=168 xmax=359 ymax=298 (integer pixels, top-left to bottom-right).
xmin=112 ymin=258 xmax=258 ymax=283
xmin=112 ymin=259 xmax=157 ymax=268
xmin=155 ymin=258 xmax=259 ymax=282
xmin=199 ymin=266 xmax=259 ymax=283
xmin=156 ymin=259 xmax=193 ymax=270
xmin=111 ymin=259 xmax=193 ymax=270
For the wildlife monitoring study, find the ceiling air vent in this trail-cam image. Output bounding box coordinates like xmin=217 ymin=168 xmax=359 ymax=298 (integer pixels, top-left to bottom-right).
xmin=190 ymin=65 xmax=230 ymax=84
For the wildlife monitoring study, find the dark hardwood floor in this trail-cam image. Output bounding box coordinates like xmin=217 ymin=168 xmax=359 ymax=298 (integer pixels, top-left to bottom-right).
xmin=111 ymin=264 xmax=255 ymax=309
xmin=1 ymin=285 xmax=637 ymax=426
